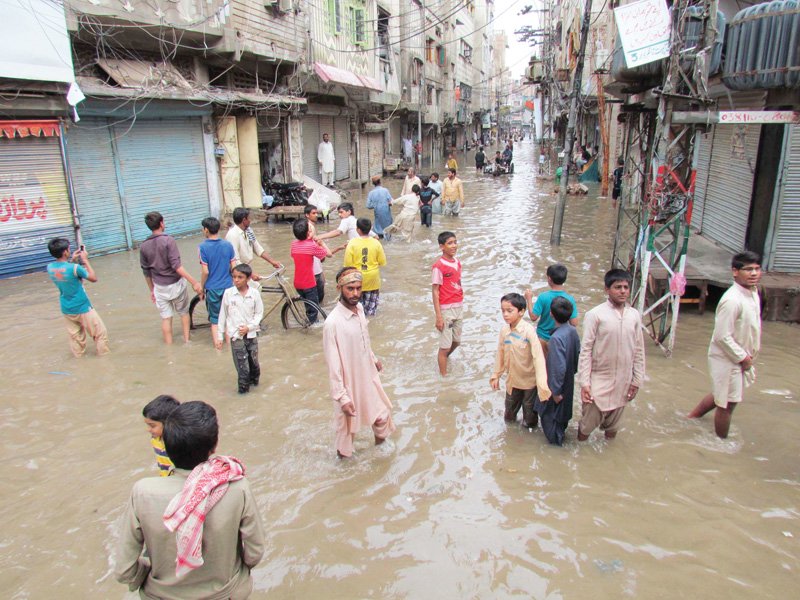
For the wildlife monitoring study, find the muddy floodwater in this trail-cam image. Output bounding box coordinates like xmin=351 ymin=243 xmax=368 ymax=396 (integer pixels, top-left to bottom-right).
xmin=1 ymin=141 xmax=798 ymax=599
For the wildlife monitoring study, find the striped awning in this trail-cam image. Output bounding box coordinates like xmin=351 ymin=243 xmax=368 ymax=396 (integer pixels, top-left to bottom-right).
xmin=0 ymin=120 xmax=61 ymax=138
xmin=314 ymin=62 xmax=383 ymax=92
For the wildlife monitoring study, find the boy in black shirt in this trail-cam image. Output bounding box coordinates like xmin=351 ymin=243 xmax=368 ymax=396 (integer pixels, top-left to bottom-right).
xmin=415 ymin=177 xmax=439 ymax=228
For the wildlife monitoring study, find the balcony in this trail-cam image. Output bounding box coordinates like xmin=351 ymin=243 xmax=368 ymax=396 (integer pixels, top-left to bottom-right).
xmin=66 ymin=0 xmax=227 ymax=49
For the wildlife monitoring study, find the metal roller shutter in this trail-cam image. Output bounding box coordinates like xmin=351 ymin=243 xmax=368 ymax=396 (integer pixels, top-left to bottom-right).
xmin=0 ymin=134 xmax=75 ymax=277
xmin=66 ymin=119 xmax=130 ymax=254
xmin=302 ymin=116 xmax=321 ymax=181
xmin=113 ymin=118 xmax=210 ymax=244
xmin=700 ymin=124 xmax=760 ymax=252
xmin=257 ymin=121 xmax=282 ymax=144
xmin=770 ymin=124 xmax=800 ymax=271
xmin=333 ymin=116 xmax=349 ymax=180
xmin=692 ymin=131 xmax=713 ymax=231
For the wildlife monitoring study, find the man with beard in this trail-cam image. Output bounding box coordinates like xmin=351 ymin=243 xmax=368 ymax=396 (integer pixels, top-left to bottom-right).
xmin=322 ymin=267 xmax=395 ymax=458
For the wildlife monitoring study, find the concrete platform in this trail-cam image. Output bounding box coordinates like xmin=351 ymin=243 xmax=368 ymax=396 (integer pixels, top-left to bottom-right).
xmin=649 ymin=233 xmax=800 ymax=322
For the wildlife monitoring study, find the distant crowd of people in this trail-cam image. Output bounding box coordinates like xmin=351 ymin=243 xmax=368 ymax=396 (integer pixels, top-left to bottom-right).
xmin=43 ymin=143 xmax=764 ymax=597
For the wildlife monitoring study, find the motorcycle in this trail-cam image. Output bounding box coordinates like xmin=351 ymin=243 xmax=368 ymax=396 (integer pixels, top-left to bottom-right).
xmin=262 ymin=176 xmax=309 ymax=208
xmin=484 ymin=159 xmax=514 ymax=176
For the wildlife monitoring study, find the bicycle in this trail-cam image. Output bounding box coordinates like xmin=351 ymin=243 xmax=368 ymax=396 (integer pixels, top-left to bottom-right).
xmin=189 ymin=267 xmax=327 ymax=331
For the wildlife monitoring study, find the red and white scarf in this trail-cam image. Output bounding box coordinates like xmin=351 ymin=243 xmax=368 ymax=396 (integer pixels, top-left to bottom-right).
xmin=162 ymin=455 xmax=245 ymax=578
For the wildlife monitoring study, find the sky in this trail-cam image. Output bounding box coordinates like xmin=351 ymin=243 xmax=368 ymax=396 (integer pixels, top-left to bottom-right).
xmin=494 ymin=0 xmax=542 ymax=79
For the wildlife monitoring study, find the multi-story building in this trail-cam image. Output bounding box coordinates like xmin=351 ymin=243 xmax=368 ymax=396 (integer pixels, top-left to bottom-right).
xmin=1 ymin=0 xmax=509 ymax=275
xmin=63 ymin=0 xmax=307 ymax=255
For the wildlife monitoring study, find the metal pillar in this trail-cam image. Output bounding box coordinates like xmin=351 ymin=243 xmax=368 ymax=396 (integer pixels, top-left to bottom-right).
xmin=621 ymin=0 xmax=716 ymax=356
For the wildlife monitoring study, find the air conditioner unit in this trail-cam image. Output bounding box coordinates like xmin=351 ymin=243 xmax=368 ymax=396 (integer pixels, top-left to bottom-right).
xmin=265 ymin=0 xmax=293 ymax=13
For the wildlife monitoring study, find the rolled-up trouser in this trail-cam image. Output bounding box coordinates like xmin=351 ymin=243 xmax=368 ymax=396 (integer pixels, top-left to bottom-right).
xmin=231 ymin=337 xmax=260 ymax=390
xmin=64 ymin=309 xmax=110 ymax=357
xmin=443 ymin=200 xmax=460 ymax=216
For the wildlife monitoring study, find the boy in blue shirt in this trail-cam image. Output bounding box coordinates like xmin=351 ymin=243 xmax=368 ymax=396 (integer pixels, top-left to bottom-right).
xmin=199 ymin=217 xmax=236 ymax=347
xmin=46 ymin=238 xmax=109 ymax=357
xmin=536 ymin=296 xmax=581 ymax=445
xmin=524 ymin=263 xmax=578 ymax=355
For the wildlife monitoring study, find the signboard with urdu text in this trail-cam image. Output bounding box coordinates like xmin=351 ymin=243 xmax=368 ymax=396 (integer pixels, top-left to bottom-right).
xmin=614 ymin=0 xmax=671 ymax=68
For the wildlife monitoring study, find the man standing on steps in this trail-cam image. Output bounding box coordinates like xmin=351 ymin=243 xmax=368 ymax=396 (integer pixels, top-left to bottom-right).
xmin=318 ymin=132 xmax=335 ymax=188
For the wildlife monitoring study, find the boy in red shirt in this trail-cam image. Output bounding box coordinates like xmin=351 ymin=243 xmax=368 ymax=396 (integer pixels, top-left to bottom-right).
xmin=290 ymin=217 xmax=332 ymax=323
xmin=432 ymin=231 xmax=463 ymax=376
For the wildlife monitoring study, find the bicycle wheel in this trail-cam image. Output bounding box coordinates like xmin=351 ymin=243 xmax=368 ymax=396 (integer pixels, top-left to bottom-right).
xmin=281 ymin=297 xmax=328 ymax=330
xmin=189 ymin=295 xmax=210 ymax=330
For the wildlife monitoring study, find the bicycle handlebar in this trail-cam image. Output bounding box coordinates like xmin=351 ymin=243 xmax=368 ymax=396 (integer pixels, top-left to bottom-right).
xmin=260 ymin=265 xmax=286 ymax=282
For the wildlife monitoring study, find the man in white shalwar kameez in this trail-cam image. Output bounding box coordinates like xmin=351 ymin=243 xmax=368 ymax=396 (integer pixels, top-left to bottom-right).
xmin=382 ymin=193 xmax=419 ymax=241
xmin=688 ymin=251 xmax=762 ymax=438
xmin=323 ymin=268 xmax=395 ymax=457
xmin=318 ymin=133 xmax=335 ymax=187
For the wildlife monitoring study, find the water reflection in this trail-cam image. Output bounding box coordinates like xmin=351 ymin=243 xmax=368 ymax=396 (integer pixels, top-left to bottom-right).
xmin=0 ymin=140 xmax=798 ymax=598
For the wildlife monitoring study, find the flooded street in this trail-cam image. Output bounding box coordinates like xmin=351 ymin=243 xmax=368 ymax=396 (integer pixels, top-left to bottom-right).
xmin=1 ymin=140 xmax=799 ymax=598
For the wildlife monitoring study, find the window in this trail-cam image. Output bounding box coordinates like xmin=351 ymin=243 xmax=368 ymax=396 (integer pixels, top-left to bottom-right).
xmin=460 ymin=41 xmax=472 ymax=63
xmin=426 ymin=85 xmax=434 ymax=105
xmin=411 ymin=58 xmax=423 ymax=85
xmin=327 ymin=0 xmax=342 ymax=34
xmin=348 ymin=2 xmax=366 ymax=46
xmin=436 ymin=45 xmax=446 ymax=67
xmin=426 ymin=39 xmax=434 ymax=63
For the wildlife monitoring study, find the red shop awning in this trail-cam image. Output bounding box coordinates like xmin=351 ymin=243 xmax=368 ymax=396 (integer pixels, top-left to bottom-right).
xmin=314 ymin=62 xmax=382 ymax=92
xmin=0 ymin=120 xmax=61 ymax=139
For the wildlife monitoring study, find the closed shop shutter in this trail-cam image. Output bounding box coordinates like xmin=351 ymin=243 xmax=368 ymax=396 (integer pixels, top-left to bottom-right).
xmin=113 ymin=118 xmax=210 ymax=244
xmin=359 ymin=132 xmax=384 ymax=180
xmin=0 ymin=132 xmax=75 ymax=278
xmin=257 ymin=122 xmax=282 ymax=144
xmin=699 ymin=124 xmax=760 ymax=252
xmin=770 ymin=124 xmax=800 ymax=271
xmin=302 ymin=116 xmax=321 ymax=181
xmin=692 ymin=131 xmax=713 ymax=232
xmin=358 ymin=133 xmax=370 ymax=181
xmin=333 ymin=116 xmax=349 ymax=180
xmin=66 ymin=119 xmax=129 ymax=254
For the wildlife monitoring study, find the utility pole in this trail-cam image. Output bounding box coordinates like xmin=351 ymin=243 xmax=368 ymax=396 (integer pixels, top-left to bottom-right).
xmin=418 ymin=0 xmax=425 ymax=169
xmin=550 ymin=0 xmax=593 ymax=245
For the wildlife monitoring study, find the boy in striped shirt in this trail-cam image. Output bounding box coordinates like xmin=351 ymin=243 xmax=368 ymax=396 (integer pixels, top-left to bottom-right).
xmin=290 ymin=217 xmax=332 ymax=323
xmin=142 ymin=395 xmax=180 ymax=476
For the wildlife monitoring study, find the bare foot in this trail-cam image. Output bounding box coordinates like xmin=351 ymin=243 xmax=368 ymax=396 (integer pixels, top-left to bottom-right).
xmin=604 ymin=431 xmax=617 ymax=440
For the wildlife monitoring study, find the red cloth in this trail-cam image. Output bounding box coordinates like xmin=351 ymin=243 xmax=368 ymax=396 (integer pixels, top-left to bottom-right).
xmin=162 ymin=455 xmax=245 ymax=578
